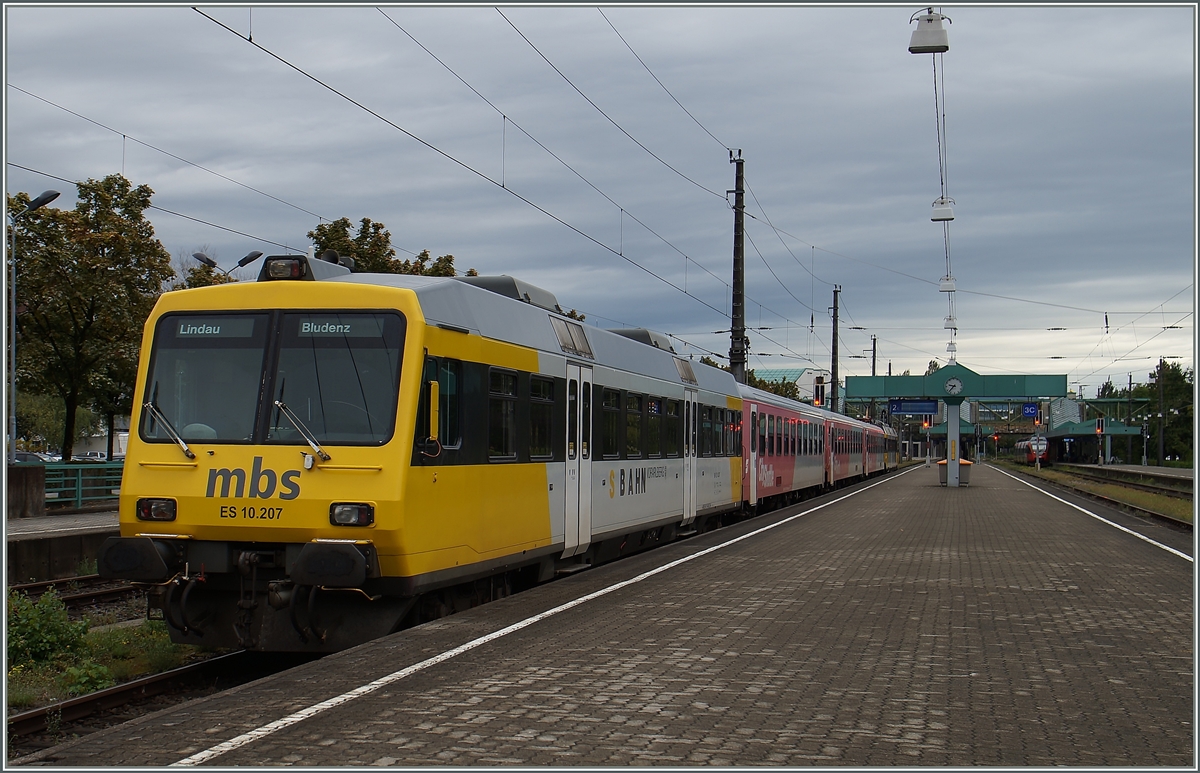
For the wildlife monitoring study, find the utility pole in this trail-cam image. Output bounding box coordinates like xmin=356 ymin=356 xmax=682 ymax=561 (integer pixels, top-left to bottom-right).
xmin=1157 ymin=357 xmax=1164 ymax=465
xmin=830 ymin=285 xmax=840 ymax=413
xmin=869 ymin=335 xmax=877 ymax=421
xmin=1127 ymin=372 xmax=1133 ymax=463
xmin=728 ymin=151 xmax=747 ymax=384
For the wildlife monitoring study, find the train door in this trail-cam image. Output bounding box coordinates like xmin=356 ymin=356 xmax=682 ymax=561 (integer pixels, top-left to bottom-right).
xmin=563 ymin=364 xmax=592 ymax=558
xmin=682 ymin=389 xmax=699 ymax=526
xmin=747 ymin=403 xmax=758 ymax=504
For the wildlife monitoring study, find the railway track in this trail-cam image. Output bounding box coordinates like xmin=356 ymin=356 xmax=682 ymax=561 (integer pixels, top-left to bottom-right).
xmin=1004 ymin=464 xmax=1193 ymax=530
xmin=6 ymin=650 xmax=320 ymax=760
xmin=8 ymin=574 xmax=141 ymax=609
xmin=1053 ymin=464 xmax=1193 ymax=500
xmin=6 ymin=651 xmax=246 ymax=738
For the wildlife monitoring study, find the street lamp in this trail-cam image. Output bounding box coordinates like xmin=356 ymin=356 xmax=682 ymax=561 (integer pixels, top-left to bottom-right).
xmin=8 ymin=190 xmax=60 ymax=464
xmin=192 ymin=250 xmax=264 ymax=278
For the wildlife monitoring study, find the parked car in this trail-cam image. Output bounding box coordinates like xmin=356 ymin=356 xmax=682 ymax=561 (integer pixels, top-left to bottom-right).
xmin=71 ymin=451 xmax=107 ymax=462
xmin=12 ymin=451 xmax=45 ymax=464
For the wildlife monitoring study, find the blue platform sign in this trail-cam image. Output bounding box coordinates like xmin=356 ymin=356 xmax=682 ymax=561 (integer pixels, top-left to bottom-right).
xmin=1022 ymin=402 xmax=1038 ymax=418
xmin=889 ymin=399 xmax=939 ymax=415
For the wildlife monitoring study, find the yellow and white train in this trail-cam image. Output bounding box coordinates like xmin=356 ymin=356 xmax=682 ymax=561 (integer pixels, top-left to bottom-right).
xmin=100 ymin=250 xmax=895 ymax=651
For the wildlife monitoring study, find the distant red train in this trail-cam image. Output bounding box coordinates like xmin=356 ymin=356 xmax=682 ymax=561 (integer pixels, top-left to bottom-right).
xmin=1013 ymin=436 xmax=1049 ymax=465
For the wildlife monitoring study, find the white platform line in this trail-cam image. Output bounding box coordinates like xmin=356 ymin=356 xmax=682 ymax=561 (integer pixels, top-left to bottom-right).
xmin=172 ymin=467 xmax=916 ymax=766
xmin=991 ymin=464 xmax=1193 ymax=563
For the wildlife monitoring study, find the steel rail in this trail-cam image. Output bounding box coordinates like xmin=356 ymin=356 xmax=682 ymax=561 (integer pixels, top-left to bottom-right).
xmin=1006 ymin=466 xmax=1192 ymax=531
xmin=9 ymin=574 xmax=140 ymax=609
xmin=1054 ymin=464 xmax=1192 ymax=500
xmin=6 ymin=651 xmax=249 ymax=737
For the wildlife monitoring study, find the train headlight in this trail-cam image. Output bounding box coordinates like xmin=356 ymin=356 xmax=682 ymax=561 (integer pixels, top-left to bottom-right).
xmin=265 ymin=257 xmax=307 ymax=280
xmin=136 ymin=498 xmax=177 ymax=521
xmin=330 ymin=503 xmax=374 ymax=527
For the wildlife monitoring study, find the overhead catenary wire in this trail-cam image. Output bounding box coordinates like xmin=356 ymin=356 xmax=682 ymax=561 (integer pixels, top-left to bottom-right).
xmin=7 ymin=83 xmax=333 ymax=226
xmin=496 ymin=8 xmax=726 ymax=200
xmin=377 ymin=9 xmax=730 ymax=292
xmin=7 ymin=162 xmax=304 ymax=252
xmin=193 ymin=7 xmax=737 ymax=323
xmin=596 ymin=7 xmax=729 ymax=153
xmin=220 ymin=5 xmax=825 ymax=350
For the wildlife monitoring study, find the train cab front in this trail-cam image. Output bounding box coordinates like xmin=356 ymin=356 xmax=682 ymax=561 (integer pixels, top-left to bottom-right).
xmin=100 ymin=264 xmax=426 ymax=652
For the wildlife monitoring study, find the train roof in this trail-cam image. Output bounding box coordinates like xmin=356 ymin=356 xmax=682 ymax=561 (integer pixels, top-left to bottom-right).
xmin=738 ymin=382 xmax=896 ymax=435
xmin=326 ymin=272 xmax=738 ymax=395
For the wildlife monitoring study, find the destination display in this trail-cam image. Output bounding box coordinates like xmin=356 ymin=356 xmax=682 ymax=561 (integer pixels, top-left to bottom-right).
xmin=295 ymin=315 xmax=387 ymax=338
xmin=888 ymin=399 xmax=939 ymax=415
xmin=173 ymin=317 xmax=257 ymax=338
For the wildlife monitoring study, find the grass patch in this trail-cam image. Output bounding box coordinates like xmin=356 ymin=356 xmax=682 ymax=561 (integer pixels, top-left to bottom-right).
xmin=6 ymin=620 xmax=202 ymax=711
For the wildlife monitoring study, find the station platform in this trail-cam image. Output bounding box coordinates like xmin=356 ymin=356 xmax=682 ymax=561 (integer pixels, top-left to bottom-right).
xmin=14 ymin=463 xmax=1193 ymax=767
xmin=5 ymin=510 xmax=118 ymax=584
xmin=5 ymin=510 xmax=118 ymax=541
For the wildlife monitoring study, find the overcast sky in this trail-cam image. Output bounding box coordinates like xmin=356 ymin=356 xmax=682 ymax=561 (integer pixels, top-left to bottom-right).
xmin=4 ymin=3 xmax=1195 ymax=397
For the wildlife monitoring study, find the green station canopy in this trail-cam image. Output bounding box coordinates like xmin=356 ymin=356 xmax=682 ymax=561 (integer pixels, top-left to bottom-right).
xmin=845 ymin=363 xmax=1068 ymax=400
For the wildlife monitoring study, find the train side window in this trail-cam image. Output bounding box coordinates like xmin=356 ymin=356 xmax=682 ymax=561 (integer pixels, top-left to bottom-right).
xmin=646 ymin=397 xmax=663 ymax=458
xmin=665 ymin=400 xmax=681 ymax=457
xmin=700 ymin=406 xmax=712 ymax=457
xmin=567 ymin=379 xmax=578 ymax=460
xmin=550 ymin=316 xmax=594 ymax=359
xmin=735 ymin=411 xmax=743 ymax=456
xmin=626 ymin=393 xmax=643 ymax=458
xmin=757 ymin=412 xmax=766 ymax=455
xmin=530 ymin=377 xmax=554 ymax=460
xmin=582 ymin=382 xmax=591 ymax=460
xmin=439 ymin=359 xmax=462 ymax=449
xmin=413 ymin=357 xmax=438 ymax=457
xmin=691 ymin=401 xmax=699 ymax=457
xmin=488 ymin=369 xmax=518 ymax=460
xmin=601 ymin=388 xmax=621 ymax=459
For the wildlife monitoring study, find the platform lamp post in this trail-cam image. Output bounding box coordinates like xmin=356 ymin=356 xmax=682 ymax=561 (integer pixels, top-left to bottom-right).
xmin=192 ymin=250 xmax=264 ymax=278
xmin=8 ymin=189 xmax=60 ymax=465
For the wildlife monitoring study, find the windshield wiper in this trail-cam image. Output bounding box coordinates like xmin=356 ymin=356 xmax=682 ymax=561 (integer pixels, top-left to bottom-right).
xmin=273 ymin=401 xmax=331 ymax=461
xmin=143 ymin=401 xmax=196 ymax=460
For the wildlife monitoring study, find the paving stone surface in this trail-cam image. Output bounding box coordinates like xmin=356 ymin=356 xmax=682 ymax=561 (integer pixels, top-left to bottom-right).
xmin=18 ymin=464 xmax=1193 ymax=767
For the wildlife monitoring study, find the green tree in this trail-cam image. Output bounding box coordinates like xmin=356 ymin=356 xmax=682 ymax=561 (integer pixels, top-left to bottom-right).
xmin=748 ymin=370 xmax=801 ymax=400
xmin=308 ymin=217 xmax=477 ymax=275
xmin=698 ymin=357 xmax=800 ymax=401
xmin=89 ymin=353 xmax=138 ymax=460
xmin=1132 ymin=361 xmax=1194 ymax=464
xmin=10 ymin=175 xmax=174 ymax=459
xmin=925 ymin=360 xmax=941 ymax=376
xmin=400 ymin=249 xmax=457 ymax=277
xmin=168 ymin=245 xmax=238 ymax=289
xmin=308 ymin=217 xmax=402 ymax=273
xmin=15 ymin=393 xmax=99 ymax=454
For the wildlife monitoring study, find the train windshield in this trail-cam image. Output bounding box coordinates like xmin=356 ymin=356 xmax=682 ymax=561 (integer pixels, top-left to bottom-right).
xmin=143 ymin=313 xmax=270 ymax=443
xmin=266 ymin=312 xmax=405 ymax=445
xmin=142 ymin=311 xmax=405 ymax=446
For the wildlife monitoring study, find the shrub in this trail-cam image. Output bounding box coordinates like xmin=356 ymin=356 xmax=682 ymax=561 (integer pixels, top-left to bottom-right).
xmin=59 ymin=661 xmax=115 ymax=695
xmin=6 ymin=588 xmax=89 ymax=666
